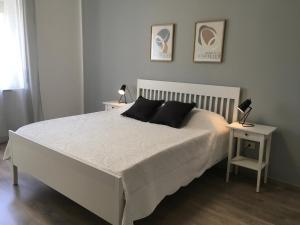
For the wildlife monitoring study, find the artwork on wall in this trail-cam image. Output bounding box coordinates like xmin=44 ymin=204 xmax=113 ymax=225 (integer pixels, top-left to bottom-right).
xmin=193 ymin=20 xmax=226 ymax=63
xmin=150 ymin=24 xmax=174 ymax=62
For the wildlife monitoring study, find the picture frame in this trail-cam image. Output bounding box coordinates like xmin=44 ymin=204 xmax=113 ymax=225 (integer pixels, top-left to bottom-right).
xmin=150 ymin=24 xmax=175 ymax=62
xmin=193 ymin=20 xmax=226 ymax=63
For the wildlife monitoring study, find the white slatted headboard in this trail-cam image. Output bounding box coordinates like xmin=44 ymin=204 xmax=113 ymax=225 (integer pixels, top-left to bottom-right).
xmin=137 ymin=79 xmax=240 ymax=123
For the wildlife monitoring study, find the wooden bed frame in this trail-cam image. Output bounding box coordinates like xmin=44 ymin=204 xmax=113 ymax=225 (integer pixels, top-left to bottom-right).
xmin=9 ymin=79 xmax=240 ymax=225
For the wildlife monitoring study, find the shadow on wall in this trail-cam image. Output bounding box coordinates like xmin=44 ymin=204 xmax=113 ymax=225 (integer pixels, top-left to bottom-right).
xmin=0 ymin=92 xmax=7 ymax=142
xmin=270 ymin=131 xmax=300 ymax=185
xmin=0 ymin=89 xmax=32 ymax=143
xmin=255 ymin=103 xmax=300 ymax=186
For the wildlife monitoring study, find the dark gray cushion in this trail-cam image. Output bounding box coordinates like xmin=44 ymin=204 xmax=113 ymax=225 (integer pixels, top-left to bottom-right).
xmin=150 ymin=101 xmax=196 ymax=128
xmin=121 ymin=96 xmax=164 ymax=122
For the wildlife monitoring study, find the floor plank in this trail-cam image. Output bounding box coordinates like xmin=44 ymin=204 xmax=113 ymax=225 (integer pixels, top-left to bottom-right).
xmin=1 ymin=143 xmax=299 ymax=225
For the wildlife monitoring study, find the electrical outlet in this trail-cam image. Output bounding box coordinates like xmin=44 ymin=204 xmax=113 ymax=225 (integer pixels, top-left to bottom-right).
xmin=244 ymin=141 xmax=256 ymax=150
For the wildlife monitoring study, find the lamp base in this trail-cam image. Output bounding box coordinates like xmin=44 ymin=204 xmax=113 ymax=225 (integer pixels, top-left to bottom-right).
xmin=239 ymin=122 xmax=254 ymax=127
xmin=119 ymin=95 xmax=127 ymax=104
xmin=239 ymin=107 xmax=254 ymax=127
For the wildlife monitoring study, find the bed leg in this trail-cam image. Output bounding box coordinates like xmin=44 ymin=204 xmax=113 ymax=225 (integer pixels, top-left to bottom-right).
xmin=11 ymin=164 xmax=18 ymax=185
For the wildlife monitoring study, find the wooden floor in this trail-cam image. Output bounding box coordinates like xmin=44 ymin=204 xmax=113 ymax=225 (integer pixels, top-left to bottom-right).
xmin=1 ymin=143 xmax=299 ymax=225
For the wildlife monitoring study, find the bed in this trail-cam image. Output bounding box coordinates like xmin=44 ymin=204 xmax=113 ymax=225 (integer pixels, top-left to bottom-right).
xmin=4 ymin=79 xmax=240 ymax=225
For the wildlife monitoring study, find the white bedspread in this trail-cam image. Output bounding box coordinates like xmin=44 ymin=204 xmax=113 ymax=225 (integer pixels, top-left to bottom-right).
xmin=4 ymin=106 xmax=229 ymax=225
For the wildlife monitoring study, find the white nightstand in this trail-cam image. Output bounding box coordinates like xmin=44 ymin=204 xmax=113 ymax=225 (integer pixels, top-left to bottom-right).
xmin=102 ymin=101 xmax=126 ymax=111
xmin=226 ymin=122 xmax=277 ymax=192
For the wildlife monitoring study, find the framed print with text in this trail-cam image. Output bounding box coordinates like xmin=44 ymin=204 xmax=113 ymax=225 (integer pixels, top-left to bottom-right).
xmin=193 ymin=20 xmax=226 ymax=63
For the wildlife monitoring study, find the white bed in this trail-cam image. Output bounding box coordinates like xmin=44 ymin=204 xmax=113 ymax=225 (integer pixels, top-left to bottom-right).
xmin=4 ymin=79 xmax=240 ymax=225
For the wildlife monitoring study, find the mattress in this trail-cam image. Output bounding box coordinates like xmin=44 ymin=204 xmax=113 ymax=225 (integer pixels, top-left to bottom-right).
xmin=4 ymin=105 xmax=229 ymax=225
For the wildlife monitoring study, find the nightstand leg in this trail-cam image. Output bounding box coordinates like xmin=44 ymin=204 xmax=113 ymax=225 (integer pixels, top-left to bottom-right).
xmin=264 ymin=135 xmax=272 ymax=184
xmin=256 ymin=137 xmax=265 ymax=192
xmin=257 ymin=170 xmax=262 ymax=192
xmin=226 ymin=130 xmax=234 ymax=182
xmin=235 ymin=138 xmax=241 ymax=175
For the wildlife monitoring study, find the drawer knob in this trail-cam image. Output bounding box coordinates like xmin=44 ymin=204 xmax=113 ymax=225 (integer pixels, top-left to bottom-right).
xmin=245 ymin=133 xmax=248 ymax=136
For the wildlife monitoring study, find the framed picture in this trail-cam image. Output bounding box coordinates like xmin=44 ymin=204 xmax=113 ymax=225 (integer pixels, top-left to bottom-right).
xmin=150 ymin=24 xmax=175 ymax=62
xmin=193 ymin=20 xmax=226 ymax=63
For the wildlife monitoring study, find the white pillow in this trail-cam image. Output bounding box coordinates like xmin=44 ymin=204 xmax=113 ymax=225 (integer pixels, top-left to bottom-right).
xmin=185 ymin=109 xmax=229 ymax=131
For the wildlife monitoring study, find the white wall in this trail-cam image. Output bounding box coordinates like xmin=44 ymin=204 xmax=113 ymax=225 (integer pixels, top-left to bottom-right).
xmin=35 ymin=0 xmax=83 ymax=119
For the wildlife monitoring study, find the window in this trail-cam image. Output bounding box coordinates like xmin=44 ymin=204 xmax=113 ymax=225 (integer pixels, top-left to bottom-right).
xmin=0 ymin=0 xmax=26 ymax=90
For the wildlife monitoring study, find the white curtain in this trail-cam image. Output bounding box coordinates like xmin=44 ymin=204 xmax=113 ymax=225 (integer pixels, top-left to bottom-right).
xmin=0 ymin=0 xmax=26 ymax=90
xmin=0 ymin=0 xmax=43 ymax=143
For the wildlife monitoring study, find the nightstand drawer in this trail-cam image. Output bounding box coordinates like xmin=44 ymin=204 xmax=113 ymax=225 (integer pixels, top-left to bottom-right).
xmin=105 ymin=105 xmax=113 ymax=111
xmin=233 ymin=130 xmax=262 ymax=142
xmin=103 ymin=101 xmax=127 ymax=111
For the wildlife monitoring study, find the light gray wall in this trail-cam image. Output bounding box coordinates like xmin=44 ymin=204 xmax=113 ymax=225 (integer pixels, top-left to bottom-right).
xmin=82 ymin=0 xmax=300 ymax=186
